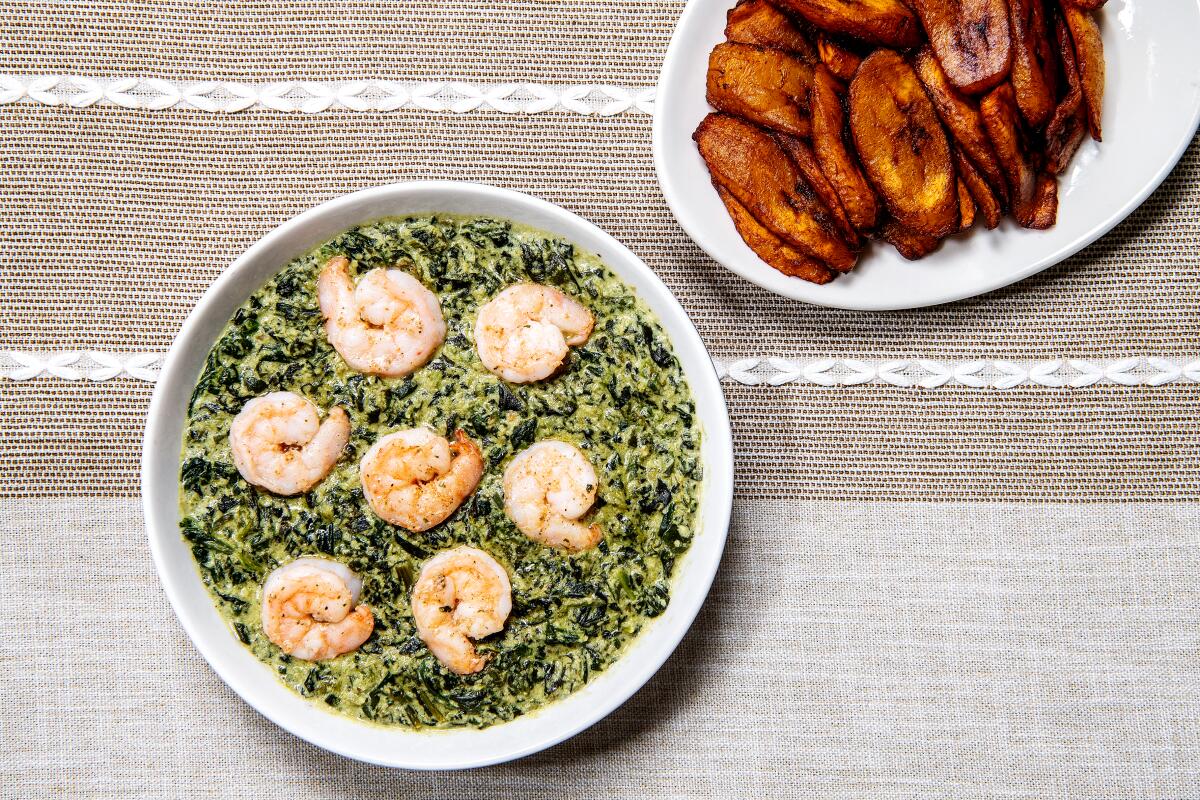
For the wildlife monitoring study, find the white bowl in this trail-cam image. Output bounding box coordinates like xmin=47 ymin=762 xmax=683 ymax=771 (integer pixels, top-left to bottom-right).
xmin=654 ymin=0 xmax=1200 ymax=310
xmin=141 ymin=182 xmax=734 ymax=769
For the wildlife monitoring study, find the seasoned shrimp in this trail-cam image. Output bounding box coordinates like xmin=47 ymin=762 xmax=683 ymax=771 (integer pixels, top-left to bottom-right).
xmin=261 ymin=557 xmax=374 ymax=661
xmin=360 ymin=428 xmax=484 ymax=532
xmin=503 ymin=440 xmax=602 ymax=552
xmin=411 ymin=546 xmax=512 ymax=675
xmin=474 ymin=283 xmax=594 ymax=383
xmin=317 ymin=256 xmax=446 ymax=377
xmin=229 ymin=392 xmax=349 ymax=495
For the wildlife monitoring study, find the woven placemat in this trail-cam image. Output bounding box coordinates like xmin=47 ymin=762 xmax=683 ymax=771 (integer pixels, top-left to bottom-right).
xmin=1 ymin=102 xmax=1197 ymax=497
xmin=5 ymin=497 xmax=1199 ymax=797
xmin=0 ymin=1 xmax=676 ymax=84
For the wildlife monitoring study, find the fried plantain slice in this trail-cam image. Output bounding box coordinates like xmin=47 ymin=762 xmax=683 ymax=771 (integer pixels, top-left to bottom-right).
xmin=1044 ymin=19 xmax=1088 ymax=174
xmin=980 ymin=84 xmax=1034 ymax=215
xmin=980 ymin=83 xmax=1055 ymax=229
xmin=816 ymin=33 xmax=865 ymax=82
xmin=954 ymin=149 xmax=1003 ymax=229
xmin=1021 ymin=173 xmax=1059 ymax=230
xmin=1009 ymin=0 xmax=1058 ymax=127
xmin=694 ymin=113 xmax=859 ymax=270
xmin=909 ymin=0 xmax=1013 ymax=95
xmin=774 ymin=0 xmax=923 ymax=48
xmin=914 ymin=47 xmax=1009 ymax=205
xmin=706 ymin=42 xmax=814 ymax=138
xmin=1053 ymin=12 xmax=1085 ymax=104
xmin=957 ymin=179 xmax=977 ymax=231
xmin=810 ymin=65 xmax=879 ymax=232
xmin=1062 ymin=4 xmax=1105 ymax=140
xmin=716 ymin=186 xmax=837 ymax=283
xmin=1064 ymin=0 xmax=1106 ymax=8
xmin=726 ymin=0 xmax=818 ymax=61
xmin=1045 ymin=102 xmax=1087 ymax=174
xmin=776 ymin=133 xmax=862 ymax=249
xmin=879 ymin=218 xmax=943 ymax=260
xmin=849 ymin=50 xmax=959 ymax=238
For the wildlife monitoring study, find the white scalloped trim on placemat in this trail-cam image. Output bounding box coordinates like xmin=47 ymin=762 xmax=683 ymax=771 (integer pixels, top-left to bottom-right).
xmin=1 ymin=352 xmax=164 ymax=382
xmin=0 ymin=74 xmax=655 ymax=116
xmin=4 ymin=351 xmax=1199 ymax=388
xmin=714 ymin=357 xmax=1200 ymax=388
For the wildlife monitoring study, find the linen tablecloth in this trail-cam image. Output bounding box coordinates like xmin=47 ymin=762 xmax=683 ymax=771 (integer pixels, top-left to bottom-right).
xmin=3 ymin=2 xmax=1198 ymax=797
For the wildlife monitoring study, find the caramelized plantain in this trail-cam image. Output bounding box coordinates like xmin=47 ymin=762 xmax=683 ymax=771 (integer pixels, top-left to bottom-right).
xmin=725 ymin=0 xmax=818 ymax=61
xmin=914 ymin=47 xmax=1009 ymax=205
xmin=1009 ymin=0 xmax=1058 ymax=127
xmin=810 ymin=65 xmax=879 ymax=232
xmin=774 ymin=0 xmax=923 ymax=48
xmin=776 ymin=133 xmax=862 ymax=249
xmin=1044 ymin=18 xmax=1087 ymax=174
xmin=707 ymin=42 xmax=814 ymax=137
xmin=954 ymin=149 xmax=1003 ymax=229
xmin=1064 ymin=0 xmax=1106 ymax=8
xmin=694 ymin=113 xmax=859 ymax=270
xmin=980 ymin=83 xmax=1056 ymax=229
xmin=880 ymin=219 xmax=943 ymax=260
xmin=816 ymin=33 xmax=865 ymax=82
xmin=1022 ymin=173 xmax=1059 ymax=230
xmin=1062 ymin=4 xmax=1105 ymax=140
xmin=980 ymin=84 xmax=1034 ymax=217
xmin=849 ymin=50 xmax=959 ymax=238
xmin=909 ymin=0 xmax=1013 ymax=95
xmin=1045 ymin=103 xmax=1087 ymax=174
xmin=957 ymin=179 xmax=977 ymax=231
xmin=716 ymin=186 xmax=837 ymax=283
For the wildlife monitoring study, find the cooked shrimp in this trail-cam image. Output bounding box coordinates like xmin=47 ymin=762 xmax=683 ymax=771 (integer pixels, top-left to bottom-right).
xmin=317 ymin=256 xmax=446 ymax=377
xmin=360 ymin=428 xmax=484 ymax=532
xmin=411 ymin=546 xmax=512 ymax=675
xmin=229 ymin=392 xmax=349 ymax=495
xmin=261 ymin=557 xmax=374 ymax=661
xmin=474 ymin=283 xmax=595 ymax=383
xmin=503 ymin=440 xmax=602 ymax=552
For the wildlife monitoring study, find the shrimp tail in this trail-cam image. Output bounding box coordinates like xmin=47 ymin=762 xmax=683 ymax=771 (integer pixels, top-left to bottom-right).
xmin=451 ymin=428 xmax=480 ymax=458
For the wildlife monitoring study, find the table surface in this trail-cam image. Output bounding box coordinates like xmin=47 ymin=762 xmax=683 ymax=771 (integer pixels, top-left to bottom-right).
xmin=2 ymin=2 xmax=1199 ymax=798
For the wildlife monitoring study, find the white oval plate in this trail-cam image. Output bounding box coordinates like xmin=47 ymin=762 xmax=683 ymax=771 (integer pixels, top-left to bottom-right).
xmin=654 ymin=0 xmax=1200 ymax=310
xmin=142 ymin=182 xmax=734 ymax=769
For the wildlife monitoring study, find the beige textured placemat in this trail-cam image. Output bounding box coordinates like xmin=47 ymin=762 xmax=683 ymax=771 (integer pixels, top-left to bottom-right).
xmin=0 ymin=1 xmax=677 ymax=84
xmin=1 ymin=102 xmax=1198 ymax=496
xmin=4 ymin=498 xmax=1198 ymax=798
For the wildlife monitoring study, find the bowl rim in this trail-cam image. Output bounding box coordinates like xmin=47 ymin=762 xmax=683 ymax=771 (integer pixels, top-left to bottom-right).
xmin=652 ymin=0 xmax=1200 ymax=310
xmin=140 ymin=180 xmax=735 ymax=769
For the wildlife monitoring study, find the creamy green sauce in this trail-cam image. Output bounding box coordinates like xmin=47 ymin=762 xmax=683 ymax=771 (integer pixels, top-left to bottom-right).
xmin=179 ymin=215 xmax=702 ymax=729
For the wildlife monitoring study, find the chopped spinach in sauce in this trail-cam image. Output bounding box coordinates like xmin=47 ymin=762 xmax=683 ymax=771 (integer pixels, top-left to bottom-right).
xmin=179 ymin=215 xmax=702 ymax=729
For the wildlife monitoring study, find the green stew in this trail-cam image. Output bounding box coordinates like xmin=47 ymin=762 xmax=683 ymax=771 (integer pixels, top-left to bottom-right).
xmin=179 ymin=215 xmax=702 ymax=728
